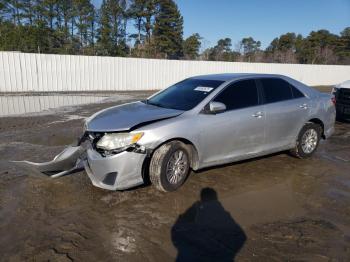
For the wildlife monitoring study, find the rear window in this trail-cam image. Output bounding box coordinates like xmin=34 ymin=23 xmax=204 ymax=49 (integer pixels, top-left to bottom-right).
xmin=291 ymin=85 xmax=305 ymax=98
xmin=260 ymin=78 xmax=293 ymax=103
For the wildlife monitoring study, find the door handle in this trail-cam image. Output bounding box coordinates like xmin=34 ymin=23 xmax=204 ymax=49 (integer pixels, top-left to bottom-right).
xmin=252 ymin=111 xmax=263 ymax=118
xmin=299 ymin=103 xmax=308 ymax=109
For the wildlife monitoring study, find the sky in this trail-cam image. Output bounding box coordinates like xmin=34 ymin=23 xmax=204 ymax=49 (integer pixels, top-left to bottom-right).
xmin=93 ymin=0 xmax=350 ymax=50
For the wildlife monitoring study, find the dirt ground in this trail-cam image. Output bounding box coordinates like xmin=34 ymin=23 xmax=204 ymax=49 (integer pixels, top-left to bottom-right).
xmin=0 ymin=91 xmax=350 ymax=261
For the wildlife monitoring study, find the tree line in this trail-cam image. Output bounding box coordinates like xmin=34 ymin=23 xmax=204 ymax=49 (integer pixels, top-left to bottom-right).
xmin=0 ymin=0 xmax=349 ymax=65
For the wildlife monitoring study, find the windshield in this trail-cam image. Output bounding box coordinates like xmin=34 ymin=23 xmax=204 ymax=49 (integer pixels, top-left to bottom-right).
xmin=145 ymin=79 xmax=224 ymax=110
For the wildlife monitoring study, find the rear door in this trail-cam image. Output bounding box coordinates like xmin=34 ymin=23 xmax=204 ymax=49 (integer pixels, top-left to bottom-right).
xmin=258 ymin=78 xmax=309 ymax=150
xmin=198 ymin=79 xmax=266 ymax=165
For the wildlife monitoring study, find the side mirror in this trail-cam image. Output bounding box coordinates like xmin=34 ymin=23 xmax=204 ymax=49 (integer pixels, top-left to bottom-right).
xmin=209 ymin=101 xmax=226 ymax=114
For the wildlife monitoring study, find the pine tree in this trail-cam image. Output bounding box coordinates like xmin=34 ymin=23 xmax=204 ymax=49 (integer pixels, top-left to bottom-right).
xmin=303 ymin=30 xmax=338 ymax=64
xmin=129 ymin=0 xmax=156 ymax=57
xmin=42 ymin=0 xmax=56 ymax=29
xmin=144 ymin=0 xmax=155 ymax=45
xmin=153 ymin=0 xmax=183 ymax=59
xmin=2 ymin=0 xmax=23 ymax=25
xmin=0 ymin=1 xmax=5 ymax=22
xmin=240 ymin=37 xmax=261 ymax=62
xmin=96 ymin=0 xmax=128 ymax=56
xmin=74 ymin=0 xmax=94 ymax=50
xmin=20 ymin=0 xmax=35 ymax=25
xmin=336 ymin=27 xmax=350 ymax=64
xmin=96 ymin=0 xmax=113 ymax=55
xmin=129 ymin=0 xmax=147 ymax=46
xmin=183 ymin=33 xmax=201 ymax=60
xmin=112 ymin=0 xmax=128 ymax=55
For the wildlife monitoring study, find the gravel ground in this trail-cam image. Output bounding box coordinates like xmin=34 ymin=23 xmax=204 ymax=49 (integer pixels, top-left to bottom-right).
xmin=0 ymin=89 xmax=350 ymax=261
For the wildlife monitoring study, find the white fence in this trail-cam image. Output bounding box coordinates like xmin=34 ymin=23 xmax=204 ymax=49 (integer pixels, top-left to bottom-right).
xmin=0 ymin=51 xmax=349 ymax=92
xmin=0 ymin=94 xmax=108 ymax=116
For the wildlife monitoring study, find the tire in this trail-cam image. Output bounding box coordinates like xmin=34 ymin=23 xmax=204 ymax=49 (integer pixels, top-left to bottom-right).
xmin=150 ymin=141 xmax=191 ymax=192
xmin=290 ymin=122 xmax=322 ymax=159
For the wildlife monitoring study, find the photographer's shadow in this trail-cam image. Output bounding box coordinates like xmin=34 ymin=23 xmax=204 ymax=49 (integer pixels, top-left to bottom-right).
xmin=171 ymin=188 xmax=246 ymax=261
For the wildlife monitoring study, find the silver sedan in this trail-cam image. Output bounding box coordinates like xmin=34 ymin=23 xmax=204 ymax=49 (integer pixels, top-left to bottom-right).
xmin=19 ymin=74 xmax=336 ymax=192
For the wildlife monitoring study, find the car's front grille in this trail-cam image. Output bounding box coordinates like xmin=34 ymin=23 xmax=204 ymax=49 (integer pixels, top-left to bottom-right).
xmin=337 ymin=88 xmax=350 ymax=105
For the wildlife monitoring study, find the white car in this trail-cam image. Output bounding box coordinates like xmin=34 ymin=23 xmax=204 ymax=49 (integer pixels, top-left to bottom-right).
xmin=332 ymin=80 xmax=350 ymax=120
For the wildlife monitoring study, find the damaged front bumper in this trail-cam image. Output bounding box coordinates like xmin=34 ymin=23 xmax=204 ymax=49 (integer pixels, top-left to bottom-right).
xmin=14 ymin=142 xmax=148 ymax=191
xmin=85 ymin=148 xmax=146 ymax=190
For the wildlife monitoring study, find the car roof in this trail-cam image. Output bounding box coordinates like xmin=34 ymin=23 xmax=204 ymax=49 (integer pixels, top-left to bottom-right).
xmin=190 ymin=73 xmax=319 ymax=98
xmin=336 ymin=80 xmax=350 ymax=89
xmin=190 ymin=73 xmax=286 ymax=82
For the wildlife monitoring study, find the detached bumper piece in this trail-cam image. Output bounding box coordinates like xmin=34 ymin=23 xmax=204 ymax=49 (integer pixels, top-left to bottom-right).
xmin=13 ymin=145 xmax=146 ymax=191
xmin=13 ymin=146 xmax=84 ymax=178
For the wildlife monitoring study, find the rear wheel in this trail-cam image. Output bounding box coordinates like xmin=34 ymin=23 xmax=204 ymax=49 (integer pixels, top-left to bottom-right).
xmin=150 ymin=141 xmax=191 ymax=192
xmin=290 ymin=123 xmax=322 ymax=158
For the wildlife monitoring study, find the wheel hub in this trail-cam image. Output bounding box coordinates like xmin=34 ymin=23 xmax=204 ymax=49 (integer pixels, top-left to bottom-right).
xmin=301 ymin=128 xmax=318 ymax=154
xmin=166 ymin=150 xmax=188 ymax=185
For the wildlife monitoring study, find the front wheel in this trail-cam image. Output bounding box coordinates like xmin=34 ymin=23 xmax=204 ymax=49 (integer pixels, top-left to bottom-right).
xmin=149 ymin=141 xmax=191 ymax=192
xmin=290 ymin=123 xmax=322 ymax=158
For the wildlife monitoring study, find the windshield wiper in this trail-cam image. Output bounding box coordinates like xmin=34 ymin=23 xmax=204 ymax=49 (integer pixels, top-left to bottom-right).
xmin=143 ymin=99 xmax=181 ymax=110
xmin=144 ymin=100 xmax=166 ymax=108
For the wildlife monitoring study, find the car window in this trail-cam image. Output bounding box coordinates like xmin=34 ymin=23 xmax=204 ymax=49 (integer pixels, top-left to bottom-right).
xmin=291 ymin=84 xmax=305 ymax=98
xmin=260 ymin=78 xmax=293 ymax=103
xmin=213 ymin=80 xmax=259 ymax=110
xmin=146 ymin=79 xmax=224 ymax=111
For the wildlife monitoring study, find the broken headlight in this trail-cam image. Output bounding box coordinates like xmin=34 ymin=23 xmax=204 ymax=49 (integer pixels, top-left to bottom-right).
xmin=96 ymin=132 xmax=144 ymax=151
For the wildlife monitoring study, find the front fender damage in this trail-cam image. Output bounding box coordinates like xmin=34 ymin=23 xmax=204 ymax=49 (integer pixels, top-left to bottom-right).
xmin=12 ymin=107 xmax=178 ymax=189
xmin=12 ymin=131 xmax=150 ymax=190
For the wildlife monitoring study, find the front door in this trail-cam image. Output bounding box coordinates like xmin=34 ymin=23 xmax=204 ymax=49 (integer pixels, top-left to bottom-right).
xmin=197 ymin=79 xmax=266 ymax=166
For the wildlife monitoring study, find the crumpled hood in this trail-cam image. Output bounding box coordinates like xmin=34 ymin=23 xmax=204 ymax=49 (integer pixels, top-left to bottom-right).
xmin=86 ymin=101 xmax=183 ymax=132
